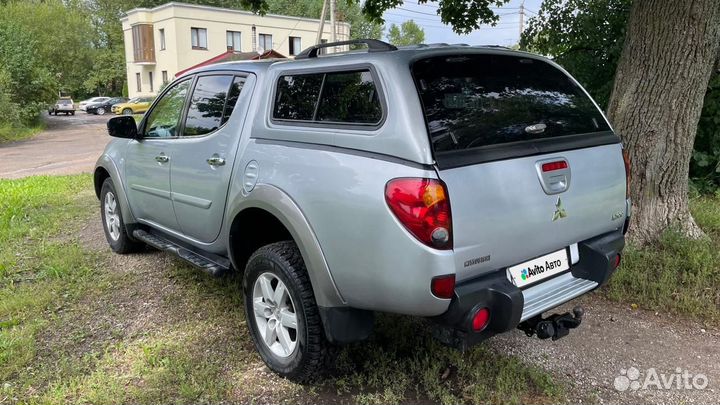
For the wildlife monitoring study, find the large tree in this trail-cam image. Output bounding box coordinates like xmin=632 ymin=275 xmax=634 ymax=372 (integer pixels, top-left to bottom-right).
xmin=606 ymin=0 xmax=720 ymax=245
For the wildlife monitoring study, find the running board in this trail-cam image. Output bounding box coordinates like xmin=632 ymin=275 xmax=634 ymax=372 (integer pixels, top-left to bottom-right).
xmin=132 ymin=229 xmax=230 ymax=276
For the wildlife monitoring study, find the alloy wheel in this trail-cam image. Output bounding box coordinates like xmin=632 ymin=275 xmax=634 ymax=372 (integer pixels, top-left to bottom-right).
xmin=104 ymin=191 xmax=121 ymax=241
xmin=252 ymin=272 xmax=299 ymax=358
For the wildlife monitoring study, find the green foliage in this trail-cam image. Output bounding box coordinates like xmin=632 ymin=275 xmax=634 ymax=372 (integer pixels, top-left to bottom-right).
xmin=605 ymin=196 xmax=720 ymax=321
xmin=357 ymin=0 xmax=510 ymax=34
xmin=387 ymin=20 xmax=425 ymax=46
xmin=691 ymin=73 xmax=720 ymax=193
xmin=520 ymin=0 xmax=631 ymax=109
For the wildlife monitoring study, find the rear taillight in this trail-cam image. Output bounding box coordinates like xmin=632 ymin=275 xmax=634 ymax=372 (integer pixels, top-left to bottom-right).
xmin=385 ymin=178 xmax=452 ymax=249
xmin=622 ymin=150 xmax=631 ymax=198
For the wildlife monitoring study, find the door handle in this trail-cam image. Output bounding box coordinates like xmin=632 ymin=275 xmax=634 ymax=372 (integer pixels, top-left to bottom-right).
xmin=206 ymin=155 xmax=226 ymax=167
xmin=155 ymin=154 xmax=169 ymax=163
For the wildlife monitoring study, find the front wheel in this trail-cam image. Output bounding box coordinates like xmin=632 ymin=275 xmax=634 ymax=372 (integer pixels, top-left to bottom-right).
xmin=243 ymin=241 xmax=332 ymax=383
xmin=122 ymin=108 xmax=132 ymax=116
xmin=100 ymin=178 xmax=143 ymax=254
xmin=96 ymin=107 xmax=106 ymax=115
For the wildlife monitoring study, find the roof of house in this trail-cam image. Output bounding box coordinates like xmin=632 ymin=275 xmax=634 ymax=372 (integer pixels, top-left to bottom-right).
xmin=175 ymin=49 xmax=287 ymax=77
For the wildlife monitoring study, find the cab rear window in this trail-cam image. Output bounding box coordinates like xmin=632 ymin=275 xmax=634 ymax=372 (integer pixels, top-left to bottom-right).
xmin=273 ymin=69 xmax=382 ymax=125
xmin=412 ymin=54 xmax=610 ymax=153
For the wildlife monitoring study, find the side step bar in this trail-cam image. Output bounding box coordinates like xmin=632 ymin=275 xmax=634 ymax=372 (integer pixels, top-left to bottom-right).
xmin=132 ymin=229 xmax=231 ymax=276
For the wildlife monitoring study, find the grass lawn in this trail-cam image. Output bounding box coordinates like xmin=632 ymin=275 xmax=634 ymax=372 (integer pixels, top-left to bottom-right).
xmin=0 ymin=124 xmax=44 ymax=144
xmin=0 ymin=175 xmax=564 ymax=405
xmin=605 ymin=195 xmax=720 ymax=322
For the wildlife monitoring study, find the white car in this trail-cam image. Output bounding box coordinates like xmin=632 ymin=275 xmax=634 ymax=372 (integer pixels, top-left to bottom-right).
xmin=79 ymin=97 xmax=110 ymax=111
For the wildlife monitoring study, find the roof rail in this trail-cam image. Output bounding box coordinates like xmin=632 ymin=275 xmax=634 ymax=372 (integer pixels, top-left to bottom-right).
xmin=295 ymin=39 xmax=398 ymax=60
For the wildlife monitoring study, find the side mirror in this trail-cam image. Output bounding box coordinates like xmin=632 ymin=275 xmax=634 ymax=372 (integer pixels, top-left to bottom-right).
xmin=107 ymin=116 xmax=138 ymax=139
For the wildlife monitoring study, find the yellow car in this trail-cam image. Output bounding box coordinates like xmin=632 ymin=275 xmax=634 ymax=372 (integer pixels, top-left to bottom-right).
xmin=112 ymin=97 xmax=154 ymax=115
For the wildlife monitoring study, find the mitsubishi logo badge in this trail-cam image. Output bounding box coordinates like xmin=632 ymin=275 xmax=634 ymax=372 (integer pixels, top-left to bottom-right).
xmin=552 ymin=197 xmax=567 ymax=221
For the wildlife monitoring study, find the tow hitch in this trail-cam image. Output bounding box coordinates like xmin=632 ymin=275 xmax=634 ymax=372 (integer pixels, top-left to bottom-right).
xmin=518 ymin=307 xmax=584 ymax=341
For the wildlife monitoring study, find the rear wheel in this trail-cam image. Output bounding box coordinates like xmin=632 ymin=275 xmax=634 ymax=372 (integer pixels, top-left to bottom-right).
xmin=100 ymin=178 xmax=143 ymax=254
xmin=243 ymin=241 xmax=331 ymax=383
xmin=122 ymin=108 xmax=133 ymax=116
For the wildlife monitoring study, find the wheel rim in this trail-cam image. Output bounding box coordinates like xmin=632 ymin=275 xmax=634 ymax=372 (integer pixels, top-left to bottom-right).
xmin=104 ymin=191 xmax=121 ymax=241
xmin=123 ymin=109 xmax=131 ymax=115
xmin=252 ymin=272 xmax=299 ymax=358
xmin=97 ymin=108 xmax=105 ymax=115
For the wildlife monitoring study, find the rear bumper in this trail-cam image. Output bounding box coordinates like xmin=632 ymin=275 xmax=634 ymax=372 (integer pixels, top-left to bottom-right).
xmin=432 ymin=230 xmax=624 ymax=349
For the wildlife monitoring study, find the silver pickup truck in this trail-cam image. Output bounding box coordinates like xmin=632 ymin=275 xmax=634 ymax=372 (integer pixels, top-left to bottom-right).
xmin=94 ymin=39 xmax=630 ymax=382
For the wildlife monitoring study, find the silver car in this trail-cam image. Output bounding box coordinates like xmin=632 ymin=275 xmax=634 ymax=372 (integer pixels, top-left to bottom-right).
xmin=94 ymin=40 xmax=630 ymax=382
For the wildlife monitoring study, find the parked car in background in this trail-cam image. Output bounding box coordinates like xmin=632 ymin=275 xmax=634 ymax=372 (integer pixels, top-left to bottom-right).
xmin=48 ymin=98 xmax=75 ymax=115
xmin=79 ymin=97 xmax=110 ymax=111
xmin=86 ymin=97 xmax=128 ymax=115
xmin=112 ymin=97 xmax=153 ymax=115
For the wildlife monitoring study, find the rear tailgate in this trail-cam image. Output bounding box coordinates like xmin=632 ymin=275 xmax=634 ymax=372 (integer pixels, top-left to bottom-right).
xmin=412 ymin=52 xmax=627 ymax=281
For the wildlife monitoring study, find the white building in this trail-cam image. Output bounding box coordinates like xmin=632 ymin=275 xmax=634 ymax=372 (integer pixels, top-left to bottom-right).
xmin=122 ymin=2 xmax=351 ymax=98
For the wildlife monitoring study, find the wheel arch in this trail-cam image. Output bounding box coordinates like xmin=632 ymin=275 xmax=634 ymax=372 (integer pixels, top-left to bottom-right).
xmin=227 ymin=185 xmax=345 ymax=309
xmin=94 ymin=156 xmax=136 ymax=225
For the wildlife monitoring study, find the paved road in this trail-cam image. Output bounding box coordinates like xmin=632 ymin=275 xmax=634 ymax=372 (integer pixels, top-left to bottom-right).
xmin=0 ymin=113 xmax=112 ymax=179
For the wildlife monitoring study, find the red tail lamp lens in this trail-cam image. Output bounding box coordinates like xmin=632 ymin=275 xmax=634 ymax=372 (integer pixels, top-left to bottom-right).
xmin=385 ymin=178 xmax=452 ymax=249
xmin=430 ymin=274 xmax=455 ymax=299
xmin=613 ymin=254 xmax=621 ymax=269
xmin=541 ymin=161 xmax=568 ymax=172
xmin=472 ymin=307 xmax=490 ymax=332
xmin=622 ymin=150 xmax=631 ymax=198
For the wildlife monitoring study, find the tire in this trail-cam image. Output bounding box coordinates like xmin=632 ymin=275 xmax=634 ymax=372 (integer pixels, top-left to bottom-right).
xmin=122 ymin=108 xmax=133 ymax=116
xmin=243 ymin=241 xmax=331 ymax=383
xmin=100 ymin=178 xmax=143 ymax=254
xmin=96 ymin=107 xmax=106 ymax=115
xmin=71 ymin=111 xmax=75 ymax=116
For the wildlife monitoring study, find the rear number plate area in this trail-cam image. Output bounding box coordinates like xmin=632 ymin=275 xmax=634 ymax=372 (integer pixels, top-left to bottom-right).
xmin=507 ymin=248 xmax=570 ymax=288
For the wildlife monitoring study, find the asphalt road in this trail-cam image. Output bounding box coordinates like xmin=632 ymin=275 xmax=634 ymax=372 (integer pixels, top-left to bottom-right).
xmin=0 ymin=112 xmax=112 ymax=179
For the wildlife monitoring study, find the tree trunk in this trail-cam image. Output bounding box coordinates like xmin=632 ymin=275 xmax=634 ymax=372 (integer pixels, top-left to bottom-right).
xmin=606 ymin=0 xmax=720 ymax=246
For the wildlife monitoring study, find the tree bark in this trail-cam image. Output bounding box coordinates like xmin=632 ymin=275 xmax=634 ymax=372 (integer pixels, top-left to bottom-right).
xmin=607 ymin=0 xmax=720 ymax=246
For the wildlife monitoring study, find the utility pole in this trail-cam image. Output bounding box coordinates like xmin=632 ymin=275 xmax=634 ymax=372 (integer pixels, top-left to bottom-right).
xmin=316 ymin=0 xmax=328 ymax=45
xmin=518 ymin=0 xmax=525 ymax=40
xmin=330 ymin=0 xmax=337 ymax=52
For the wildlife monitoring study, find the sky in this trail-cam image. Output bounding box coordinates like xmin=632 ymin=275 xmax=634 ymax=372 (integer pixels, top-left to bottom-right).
xmin=382 ymin=0 xmax=544 ymax=46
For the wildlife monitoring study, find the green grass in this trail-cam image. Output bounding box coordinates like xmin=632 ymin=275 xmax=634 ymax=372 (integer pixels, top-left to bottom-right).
xmin=0 ymin=174 xmax=564 ymax=404
xmin=605 ymin=196 xmax=720 ymax=322
xmin=0 ymin=123 xmax=44 ymax=144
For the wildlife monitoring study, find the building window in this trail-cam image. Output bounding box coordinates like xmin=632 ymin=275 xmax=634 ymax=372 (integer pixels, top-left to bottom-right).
xmin=258 ymin=33 xmax=272 ymax=52
xmin=136 ymin=72 xmax=141 ymax=92
xmin=162 ymin=71 xmax=168 ymax=84
xmin=131 ymin=24 xmax=155 ymax=62
xmin=289 ymin=36 xmax=301 ymax=56
xmin=191 ymin=27 xmax=207 ymax=50
xmin=149 ymin=71 xmax=154 ymax=92
xmin=226 ymin=31 xmax=241 ymax=51
xmin=159 ymin=28 xmax=165 ymax=50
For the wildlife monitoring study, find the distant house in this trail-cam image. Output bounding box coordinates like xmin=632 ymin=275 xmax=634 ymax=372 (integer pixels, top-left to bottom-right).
xmin=121 ymin=2 xmax=351 ymax=98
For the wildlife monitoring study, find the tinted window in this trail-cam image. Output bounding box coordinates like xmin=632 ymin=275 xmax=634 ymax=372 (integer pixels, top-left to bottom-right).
xmin=412 ymin=55 xmax=610 ymax=153
xmin=222 ymin=76 xmax=246 ymax=125
xmin=143 ymin=79 xmax=190 ymax=138
xmin=184 ymin=75 xmax=233 ymax=136
xmin=273 ymin=74 xmax=323 ymax=121
xmin=273 ymin=69 xmax=382 ymax=125
xmin=316 ymin=71 xmax=382 ymax=123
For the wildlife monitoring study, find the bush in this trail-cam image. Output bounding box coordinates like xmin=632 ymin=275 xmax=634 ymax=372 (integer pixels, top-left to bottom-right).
xmin=691 ymin=73 xmax=720 ymax=194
